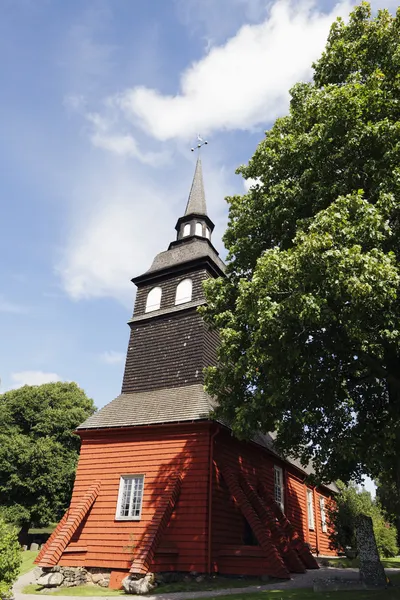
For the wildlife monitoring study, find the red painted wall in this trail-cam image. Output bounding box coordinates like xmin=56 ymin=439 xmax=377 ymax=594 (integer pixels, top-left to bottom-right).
xmin=46 ymin=421 xmax=336 ymax=581
xmin=58 ymin=423 xmax=211 ymax=574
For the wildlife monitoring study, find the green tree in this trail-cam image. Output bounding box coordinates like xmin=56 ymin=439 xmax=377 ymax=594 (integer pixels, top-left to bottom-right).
xmin=202 ymin=4 xmax=400 ymax=492
xmin=0 ymin=516 xmax=21 ymax=598
xmin=329 ymin=483 xmax=398 ymax=558
xmin=0 ymin=382 xmax=95 ymax=537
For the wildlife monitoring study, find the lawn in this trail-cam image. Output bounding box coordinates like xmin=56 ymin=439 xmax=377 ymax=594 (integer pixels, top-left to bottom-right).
xmin=152 ymin=577 xmax=264 ymax=594
xmin=21 ymin=585 xmax=400 ymax=599
xmin=23 ymin=584 xmax=124 ymax=596
xmin=204 ymin=591 xmax=400 ymax=600
xmin=20 ymin=550 xmax=39 ymax=576
xmin=322 ymin=557 xmax=400 ymax=569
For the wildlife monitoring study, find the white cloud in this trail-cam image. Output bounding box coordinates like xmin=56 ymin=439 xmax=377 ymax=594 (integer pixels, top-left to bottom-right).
xmin=112 ymin=0 xmax=351 ymax=141
xmin=100 ymin=351 xmax=125 ymax=365
xmin=0 ymin=295 xmax=28 ymax=314
xmin=57 ymin=160 xmax=178 ymax=304
xmin=10 ymin=371 xmax=61 ymax=389
xmin=86 ymin=112 xmax=169 ymax=165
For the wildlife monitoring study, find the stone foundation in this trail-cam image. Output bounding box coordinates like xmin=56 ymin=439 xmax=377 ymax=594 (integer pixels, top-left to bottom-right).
xmin=35 ymin=567 xmax=111 ymax=589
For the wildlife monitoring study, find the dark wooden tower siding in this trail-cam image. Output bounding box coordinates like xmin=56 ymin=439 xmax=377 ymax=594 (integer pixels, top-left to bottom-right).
xmin=37 ymin=157 xmax=337 ymax=588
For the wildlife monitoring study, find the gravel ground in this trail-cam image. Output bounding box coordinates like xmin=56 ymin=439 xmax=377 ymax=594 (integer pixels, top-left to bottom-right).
xmin=13 ymin=566 xmax=400 ymax=600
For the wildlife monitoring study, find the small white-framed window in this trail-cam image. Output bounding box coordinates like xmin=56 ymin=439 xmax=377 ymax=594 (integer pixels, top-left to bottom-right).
xmin=205 ymin=227 xmax=210 ymax=240
xmin=274 ymin=466 xmax=284 ymax=512
xmin=307 ymin=489 xmax=315 ymax=530
xmin=195 ymin=222 xmax=203 ymax=236
xmin=145 ymin=286 xmax=162 ymax=313
xmin=116 ymin=475 xmax=144 ymax=520
xmin=183 ymin=223 xmax=191 ymax=237
xmin=175 ymin=278 xmax=192 ymax=305
xmin=320 ymin=496 xmax=327 ymax=533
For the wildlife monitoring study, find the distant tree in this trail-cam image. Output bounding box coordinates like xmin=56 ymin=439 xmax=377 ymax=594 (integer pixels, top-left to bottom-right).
xmin=376 ymin=472 xmax=400 ymax=543
xmin=329 ymin=482 xmax=398 ymax=558
xmin=0 ymin=516 xmax=21 ymax=598
xmin=0 ymin=382 xmax=95 ymax=538
xmin=202 ymin=4 xmax=400 ymax=497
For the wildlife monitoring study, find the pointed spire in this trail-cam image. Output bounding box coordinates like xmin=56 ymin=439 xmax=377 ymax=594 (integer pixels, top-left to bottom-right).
xmin=184 ymin=157 xmax=207 ymax=216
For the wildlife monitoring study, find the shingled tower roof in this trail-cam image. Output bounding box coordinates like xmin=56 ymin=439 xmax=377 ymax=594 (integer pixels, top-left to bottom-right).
xmin=184 ymin=156 xmax=207 ymax=217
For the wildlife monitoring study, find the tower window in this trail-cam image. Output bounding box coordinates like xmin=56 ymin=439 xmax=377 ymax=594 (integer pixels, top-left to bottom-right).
xmin=183 ymin=223 xmax=191 ymax=237
xmin=145 ymin=286 xmax=162 ymax=312
xmin=205 ymin=227 xmax=210 ymax=239
xmin=175 ymin=278 xmax=192 ymax=305
xmin=115 ymin=475 xmax=144 ymax=520
xmin=195 ymin=222 xmax=203 ymax=236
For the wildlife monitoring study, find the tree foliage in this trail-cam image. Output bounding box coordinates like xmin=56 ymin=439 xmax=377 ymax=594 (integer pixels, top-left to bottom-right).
xmin=202 ymin=4 xmax=400 ymax=488
xmin=0 ymin=382 xmax=95 ymax=529
xmin=329 ymin=483 xmax=398 ymax=558
xmin=0 ymin=517 xmax=21 ymax=598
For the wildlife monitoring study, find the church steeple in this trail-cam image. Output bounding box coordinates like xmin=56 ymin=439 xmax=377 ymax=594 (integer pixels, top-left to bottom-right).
xmin=173 ymin=157 xmax=215 ymax=245
xmin=184 ymin=156 xmax=207 ymax=217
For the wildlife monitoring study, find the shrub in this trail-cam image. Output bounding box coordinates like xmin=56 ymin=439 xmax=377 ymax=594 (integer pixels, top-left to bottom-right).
xmin=329 ymin=482 xmax=398 ymax=558
xmin=0 ymin=516 xmax=21 ymax=598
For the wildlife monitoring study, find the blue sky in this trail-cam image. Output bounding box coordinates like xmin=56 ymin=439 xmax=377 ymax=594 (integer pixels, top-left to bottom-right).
xmin=0 ymin=0 xmax=394 ymax=490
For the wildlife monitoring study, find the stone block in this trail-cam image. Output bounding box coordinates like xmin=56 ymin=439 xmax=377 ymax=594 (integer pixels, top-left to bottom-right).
xmin=355 ymin=514 xmax=387 ymax=587
xmin=30 ymin=543 xmax=39 ymax=551
xmin=122 ymin=573 xmax=155 ymax=595
xmin=37 ymin=572 xmax=64 ymax=588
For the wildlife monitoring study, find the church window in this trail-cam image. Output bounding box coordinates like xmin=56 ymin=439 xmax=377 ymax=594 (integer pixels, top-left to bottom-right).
xmin=183 ymin=223 xmax=191 ymax=237
xmin=274 ymin=466 xmax=284 ymax=512
xmin=116 ymin=475 xmax=144 ymax=520
xmin=307 ymin=489 xmax=315 ymax=530
xmin=175 ymin=278 xmax=193 ymax=305
xmin=145 ymin=286 xmax=162 ymax=312
xmin=195 ymin=222 xmax=203 ymax=236
xmin=320 ymin=496 xmax=327 ymax=533
xmin=205 ymin=227 xmax=210 ymax=239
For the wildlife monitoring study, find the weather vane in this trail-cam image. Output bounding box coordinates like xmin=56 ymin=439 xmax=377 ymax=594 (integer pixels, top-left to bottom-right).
xmin=191 ymin=134 xmax=208 ymax=152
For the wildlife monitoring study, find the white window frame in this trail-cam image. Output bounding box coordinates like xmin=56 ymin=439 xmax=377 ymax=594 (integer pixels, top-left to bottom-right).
xmin=320 ymin=496 xmax=327 ymax=533
xmin=195 ymin=222 xmax=203 ymax=236
xmin=145 ymin=286 xmax=162 ymax=313
xmin=183 ymin=223 xmax=191 ymax=237
xmin=205 ymin=227 xmax=210 ymax=240
xmin=307 ymin=489 xmax=315 ymax=530
xmin=115 ymin=475 xmax=145 ymax=521
xmin=175 ymin=278 xmax=193 ymax=305
xmin=274 ymin=466 xmax=284 ymax=513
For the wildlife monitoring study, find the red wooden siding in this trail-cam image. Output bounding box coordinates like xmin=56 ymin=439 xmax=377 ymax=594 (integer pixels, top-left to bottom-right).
xmin=41 ymin=423 xmax=211 ymax=574
xmin=38 ymin=422 xmax=337 ymax=582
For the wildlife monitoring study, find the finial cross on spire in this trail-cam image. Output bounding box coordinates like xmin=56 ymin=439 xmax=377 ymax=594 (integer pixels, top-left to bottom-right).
xmin=191 ymin=134 xmax=208 ymax=152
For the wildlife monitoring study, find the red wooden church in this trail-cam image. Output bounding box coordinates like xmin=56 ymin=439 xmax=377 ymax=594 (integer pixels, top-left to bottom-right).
xmin=37 ymin=159 xmax=337 ymax=588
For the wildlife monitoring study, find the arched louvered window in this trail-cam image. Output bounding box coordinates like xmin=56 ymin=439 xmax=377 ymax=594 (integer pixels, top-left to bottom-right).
xmin=195 ymin=222 xmax=203 ymax=236
xmin=183 ymin=223 xmax=191 ymax=237
xmin=175 ymin=278 xmax=192 ymax=305
xmin=145 ymin=286 xmax=162 ymax=312
xmin=205 ymin=227 xmax=210 ymax=239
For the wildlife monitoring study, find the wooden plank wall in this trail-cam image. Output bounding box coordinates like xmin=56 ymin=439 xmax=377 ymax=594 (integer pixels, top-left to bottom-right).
xmin=58 ymin=423 xmax=211 ymax=573
xmin=211 ymin=429 xmax=337 ymax=571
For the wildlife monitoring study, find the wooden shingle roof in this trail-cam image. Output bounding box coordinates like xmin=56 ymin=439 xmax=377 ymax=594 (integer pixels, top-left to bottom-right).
xmin=77 ymin=383 xmax=215 ymax=430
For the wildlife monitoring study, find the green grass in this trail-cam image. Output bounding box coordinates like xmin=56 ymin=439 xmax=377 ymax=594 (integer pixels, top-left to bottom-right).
xmin=28 ymin=523 xmax=57 ymax=535
xmin=152 ymin=577 xmax=263 ymax=594
xmin=20 ymin=551 xmax=39 ymax=576
xmin=22 ymin=583 xmax=400 ymax=599
xmin=205 ymin=591 xmax=400 ymax=600
xmin=23 ymin=584 xmax=124 ymax=596
xmin=321 ymin=557 xmax=400 ymax=569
